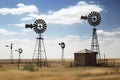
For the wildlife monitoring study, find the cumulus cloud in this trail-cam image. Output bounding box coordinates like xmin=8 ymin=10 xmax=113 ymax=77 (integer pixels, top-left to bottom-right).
xmin=0 ymin=3 xmax=38 ymax=15
xmin=8 ymin=23 xmax=26 ymax=28
xmin=95 ymin=28 xmax=120 ymax=58
xmin=0 ymin=28 xmax=16 ymax=35
xmin=0 ymin=38 xmax=33 ymax=47
xmin=27 ymin=1 xmax=103 ymax=25
xmin=20 ymin=29 xmax=32 ymax=35
xmin=14 ymin=23 xmax=26 ymax=27
xmin=97 ymin=28 xmax=120 ymax=45
xmin=21 ymin=29 xmax=31 ymax=32
xmin=1 ymin=1 xmax=104 ymax=27
xmin=0 ymin=27 xmax=32 ymax=37
xmin=21 ymin=17 xmax=33 ymax=21
xmin=98 ymin=29 xmax=120 ymax=37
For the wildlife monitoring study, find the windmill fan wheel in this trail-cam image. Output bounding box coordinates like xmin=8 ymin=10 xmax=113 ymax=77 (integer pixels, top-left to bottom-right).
xmin=33 ymin=19 xmax=47 ymax=34
xmin=88 ymin=11 xmax=101 ymax=26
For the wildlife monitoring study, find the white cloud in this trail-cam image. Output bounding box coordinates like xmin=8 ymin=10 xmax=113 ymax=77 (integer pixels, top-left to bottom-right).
xmin=8 ymin=23 xmax=27 ymax=28
xmin=20 ymin=29 xmax=32 ymax=35
xmin=98 ymin=29 xmax=120 ymax=37
xmin=21 ymin=29 xmax=31 ymax=32
xmin=0 ymin=38 xmax=33 ymax=47
xmin=17 ymin=3 xmax=25 ymax=7
xmin=0 ymin=3 xmax=38 ymax=15
xmin=21 ymin=17 xmax=33 ymax=21
xmin=0 ymin=28 xmax=16 ymax=35
xmin=0 ymin=27 xmax=32 ymax=37
xmin=14 ymin=23 xmax=25 ymax=27
xmin=28 ymin=1 xmax=103 ymax=25
xmin=96 ymin=28 xmax=120 ymax=58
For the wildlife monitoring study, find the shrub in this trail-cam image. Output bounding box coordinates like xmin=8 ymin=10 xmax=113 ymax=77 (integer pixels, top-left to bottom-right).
xmin=23 ymin=64 xmax=37 ymax=72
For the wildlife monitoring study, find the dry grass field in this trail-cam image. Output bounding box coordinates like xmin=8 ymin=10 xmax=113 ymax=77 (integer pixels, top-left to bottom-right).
xmin=0 ymin=59 xmax=120 ymax=80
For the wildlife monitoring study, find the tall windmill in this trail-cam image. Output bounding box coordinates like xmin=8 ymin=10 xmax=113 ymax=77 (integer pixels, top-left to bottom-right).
xmin=25 ymin=19 xmax=48 ymax=67
xmin=81 ymin=11 xmax=101 ymax=62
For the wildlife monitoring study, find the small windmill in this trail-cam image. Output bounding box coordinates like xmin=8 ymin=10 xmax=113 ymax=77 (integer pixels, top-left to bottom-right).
xmin=5 ymin=43 xmax=13 ymax=63
xmin=15 ymin=48 xmax=23 ymax=69
xmin=59 ymin=42 xmax=65 ymax=64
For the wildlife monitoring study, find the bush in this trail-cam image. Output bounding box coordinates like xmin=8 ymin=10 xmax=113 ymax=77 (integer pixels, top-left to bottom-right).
xmin=23 ymin=64 xmax=37 ymax=72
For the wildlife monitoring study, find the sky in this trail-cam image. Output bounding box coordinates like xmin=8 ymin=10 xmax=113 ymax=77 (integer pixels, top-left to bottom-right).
xmin=0 ymin=0 xmax=120 ymax=59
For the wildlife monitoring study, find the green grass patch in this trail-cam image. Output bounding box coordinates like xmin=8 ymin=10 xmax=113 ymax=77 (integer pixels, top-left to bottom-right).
xmin=22 ymin=64 xmax=37 ymax=72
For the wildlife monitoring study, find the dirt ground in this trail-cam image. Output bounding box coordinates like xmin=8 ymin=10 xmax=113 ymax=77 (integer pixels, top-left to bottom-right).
xmin=0 ymin=62 xmax=120 ymax=80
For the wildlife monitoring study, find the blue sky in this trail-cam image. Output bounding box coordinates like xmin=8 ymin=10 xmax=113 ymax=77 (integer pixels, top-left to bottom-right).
xmin=0 ymin=0 xmax=120 ymax=59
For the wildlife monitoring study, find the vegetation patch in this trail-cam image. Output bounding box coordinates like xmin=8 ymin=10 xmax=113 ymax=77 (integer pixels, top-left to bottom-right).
xmin=22 ymin=64 xmax=37 ymax=72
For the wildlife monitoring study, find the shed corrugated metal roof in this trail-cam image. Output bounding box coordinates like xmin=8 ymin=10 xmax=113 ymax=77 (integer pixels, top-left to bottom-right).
xmin=74 ymin=49 xmax=97 ymax=54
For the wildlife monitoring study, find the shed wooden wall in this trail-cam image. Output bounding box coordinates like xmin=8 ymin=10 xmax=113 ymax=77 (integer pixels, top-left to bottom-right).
xmin=74 ymin=53 xmax=97 ymax=66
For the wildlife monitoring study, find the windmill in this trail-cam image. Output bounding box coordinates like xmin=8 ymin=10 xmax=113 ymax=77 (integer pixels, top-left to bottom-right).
xmin=25 ymin=19 xmax=48 ymax=67
xmin=81 ymin=11 xmax=101 ymax=62
xmin=5 ymin=43 xmax=13 ymax=63
xmin=59 ymin=42 xmax=65 ymax=64
xmin=15 ymin=48 xmax=23 ymax=69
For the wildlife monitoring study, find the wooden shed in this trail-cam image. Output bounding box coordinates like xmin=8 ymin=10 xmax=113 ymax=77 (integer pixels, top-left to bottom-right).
xmin=74 ymin=49 xmax=97 ymax=66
